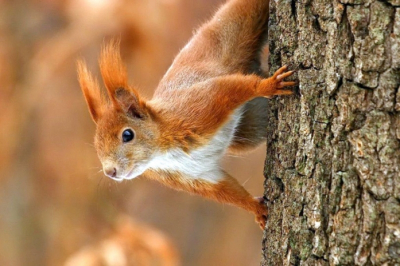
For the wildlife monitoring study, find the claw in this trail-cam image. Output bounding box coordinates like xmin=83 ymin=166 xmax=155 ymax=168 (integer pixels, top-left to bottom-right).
xmin=277 ymin=70 xmax=294 ymax=81
xmin=273 ymin=65 xmax=288 ymax=77
xmin=278 ymin=81 xmax=297 ymax=89
xmin=256 ymin=214 xmax=267 ymax=229
xmin=274 ymin=89 xmax=293 ymax=95
xmin=255 ymin=196 xmax=265 ymax=204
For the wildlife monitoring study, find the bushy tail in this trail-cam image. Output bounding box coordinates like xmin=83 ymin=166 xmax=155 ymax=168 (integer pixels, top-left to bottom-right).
xmin=200 ymin=0 xmax=270 ymax=74
xmin=156 ymin=0 xmax=270 ymax=94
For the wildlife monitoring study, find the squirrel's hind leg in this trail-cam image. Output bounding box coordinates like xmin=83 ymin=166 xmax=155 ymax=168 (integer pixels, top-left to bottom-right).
xmin=211 ymin=172 xmax=268 ymax=230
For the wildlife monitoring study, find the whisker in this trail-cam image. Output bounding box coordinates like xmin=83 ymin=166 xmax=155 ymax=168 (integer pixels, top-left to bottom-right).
xmin=96 ymin=175 xmax=105 ymax=197
xmin=85 ymin=142 xmax=96 ymax=149
xmin=242 ymin=177 xmax=251 ymax=186
xmin=111 ymin=179 xmax=121 ymax=192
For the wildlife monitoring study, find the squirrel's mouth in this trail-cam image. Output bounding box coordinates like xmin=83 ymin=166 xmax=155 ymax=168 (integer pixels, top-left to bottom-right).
xmin=122 ymin=164 xmax=148 ymax=180
xmin=108 ymin=176 xmax=124 ymax=182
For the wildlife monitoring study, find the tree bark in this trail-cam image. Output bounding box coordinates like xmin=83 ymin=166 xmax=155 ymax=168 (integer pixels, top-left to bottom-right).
xmin=262 ymin=0 xmax=400 ymax=265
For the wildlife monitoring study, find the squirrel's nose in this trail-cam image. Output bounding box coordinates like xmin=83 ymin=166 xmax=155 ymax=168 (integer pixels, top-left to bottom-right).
xmin=104 ymin=166 xmax=117 ymax=178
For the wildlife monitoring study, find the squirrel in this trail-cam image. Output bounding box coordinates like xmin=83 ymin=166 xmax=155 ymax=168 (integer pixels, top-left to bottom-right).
xmin=78 ymin=0 xmax=296 ymax=229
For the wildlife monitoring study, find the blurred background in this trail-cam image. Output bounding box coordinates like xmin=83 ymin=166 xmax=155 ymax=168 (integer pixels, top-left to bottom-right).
xmin=0 ymin=0 xmax=268 ymax=265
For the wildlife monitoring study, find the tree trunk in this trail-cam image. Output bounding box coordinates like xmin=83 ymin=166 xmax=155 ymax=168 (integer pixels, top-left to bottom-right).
xmin=262 ymin=0 xmax=400 ymax=265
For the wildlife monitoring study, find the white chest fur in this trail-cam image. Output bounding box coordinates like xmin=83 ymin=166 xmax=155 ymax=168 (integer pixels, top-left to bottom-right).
xmin=148 ymin=108 xmax=243 ymax=183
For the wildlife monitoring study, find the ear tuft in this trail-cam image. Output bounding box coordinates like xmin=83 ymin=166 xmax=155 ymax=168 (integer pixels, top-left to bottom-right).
xmin=77 ymin=59 xmax=106 ymax=123
xmin=99 ymin=39 xmax=146 ymax=118
xmin=99 ymin=39 xmax=129 ymax=104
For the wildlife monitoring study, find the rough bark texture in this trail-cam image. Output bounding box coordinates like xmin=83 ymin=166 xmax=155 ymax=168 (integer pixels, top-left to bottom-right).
xmin=262 ymin=0 xmax=400 ymax=265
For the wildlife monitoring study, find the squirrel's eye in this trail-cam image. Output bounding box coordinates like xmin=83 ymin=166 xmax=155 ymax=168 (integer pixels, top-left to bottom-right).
xmin=122 ymin=129 xmax=135 ymax=143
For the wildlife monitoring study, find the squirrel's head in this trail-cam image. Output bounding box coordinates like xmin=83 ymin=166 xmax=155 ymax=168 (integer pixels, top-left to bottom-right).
xmin=78 ymin=41 xmax=159 ymax=181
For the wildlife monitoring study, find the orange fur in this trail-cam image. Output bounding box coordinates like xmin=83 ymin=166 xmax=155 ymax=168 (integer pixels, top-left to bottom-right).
xmin=145 ymin=169 xmax=267 ymax=227
xmin=153 ymin=71 xmax=293 ymax=142
xmin=78 ymin=0 xmax=296 ymax=229
xmin=77 ymin=60 xmax=106 ymax=123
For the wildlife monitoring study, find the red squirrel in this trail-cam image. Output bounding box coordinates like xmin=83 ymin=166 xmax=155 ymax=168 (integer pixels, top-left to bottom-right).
xmin=78 ymin=0 xmax=296 ymax=229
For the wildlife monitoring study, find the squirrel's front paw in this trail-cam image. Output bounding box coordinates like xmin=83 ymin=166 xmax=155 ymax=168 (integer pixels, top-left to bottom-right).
xmin=259 ymin=65 xmax=296 ymax=97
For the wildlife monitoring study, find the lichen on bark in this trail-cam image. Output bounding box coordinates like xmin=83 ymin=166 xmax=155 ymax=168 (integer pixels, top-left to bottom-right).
xmin=262 ymin=0 xmax=400 ymax=265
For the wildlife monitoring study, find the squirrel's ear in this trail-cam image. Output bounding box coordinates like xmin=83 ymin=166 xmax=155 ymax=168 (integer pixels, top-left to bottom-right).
xmin=77 ymin=60 xmax=105 ymax=124
xmin=99 ymin=40 xmax=145 ymax=118
xmin=114 ymin=87 xmax=145 ymax=118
